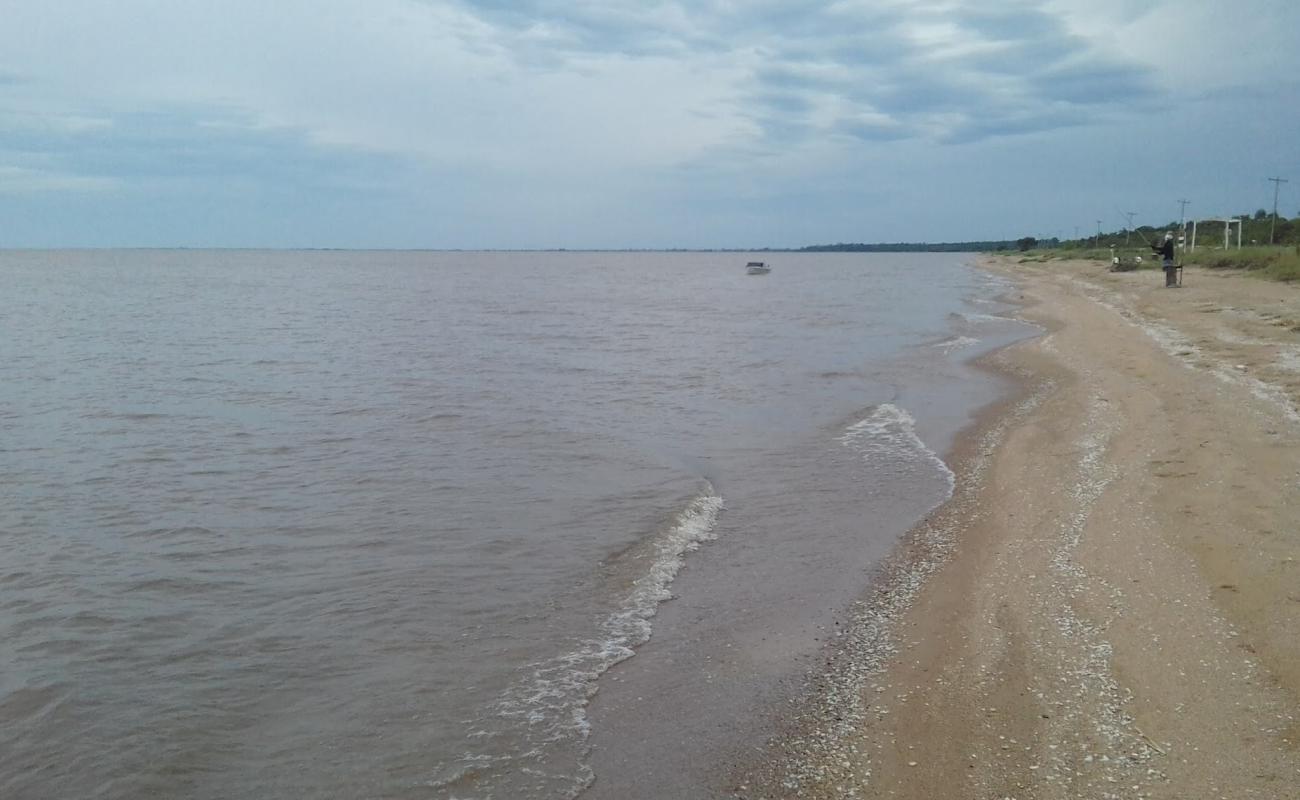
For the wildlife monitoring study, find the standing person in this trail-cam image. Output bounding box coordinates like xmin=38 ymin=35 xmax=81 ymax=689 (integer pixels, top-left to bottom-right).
xmin=1152 ymin=232 xmax=1178 ymax=287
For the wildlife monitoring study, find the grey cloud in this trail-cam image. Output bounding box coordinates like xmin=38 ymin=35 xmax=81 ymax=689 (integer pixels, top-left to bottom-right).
xmin=750 ymin=90 xmax=816 ymax=115
xmin=454 ymin=0 xmax=898 ymax=60
xmin=835 ymin=117 xmax=911 ymax=143
xmin=750 ymin=116 xmax=815 ymax=149
xmin=952 ymin=6 xmax=1065 ymax=41
xmin=940 ymin=106 xmax=1093 ymax=144
xmin=1032 ymin=60 xmax=1155 ymax=105
xmin=862 ymin=75 xmax=975 ymax=118
xmin=736 ymin=4 xmax=1156 ymax=146
xmin=446 ymin=0 xmax=1154 ymax=147
xmin=452 ymin=0 xmax=720 ymax=58
xmin=960 ymin=38 xmax=1075 ymax=76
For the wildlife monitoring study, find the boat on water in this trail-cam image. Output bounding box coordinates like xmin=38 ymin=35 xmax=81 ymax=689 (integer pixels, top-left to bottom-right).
xmin=745 ymin=261 xmax=771 ymax=275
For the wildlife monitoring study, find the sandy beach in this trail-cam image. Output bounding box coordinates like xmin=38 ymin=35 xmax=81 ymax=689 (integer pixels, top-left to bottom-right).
xmin=737 ymin=257 xmax=1300 ymax=799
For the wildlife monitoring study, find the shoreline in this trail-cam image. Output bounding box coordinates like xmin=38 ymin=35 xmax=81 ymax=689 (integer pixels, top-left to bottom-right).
xmin=577 ymin=257 xmax=1031 ymax=800
xmin=733 ymin=256 xmax=1300 ymax=798
xmin=727 ymin=266 xmax=1056 ymax=796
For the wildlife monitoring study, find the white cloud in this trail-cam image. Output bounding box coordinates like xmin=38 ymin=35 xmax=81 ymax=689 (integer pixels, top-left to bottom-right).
xmin=1 ymin=0 xmax=758 ymax=179
xmin=0 ymin=110 xmax=112 ymax=135
xmin=1048 ymin=0 xmax=1300 ymax=92
xmin=0 ymin=165 xmax=117 ymax=193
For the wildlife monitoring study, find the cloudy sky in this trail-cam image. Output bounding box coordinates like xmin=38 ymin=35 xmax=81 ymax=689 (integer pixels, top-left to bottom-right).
xmin=2 ymin=0 xmax=1296 ymax=248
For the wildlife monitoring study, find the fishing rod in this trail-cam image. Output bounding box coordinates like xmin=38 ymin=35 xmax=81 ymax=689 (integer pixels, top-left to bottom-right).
xmin=1112 ymin=210 xmax=1158 ymax=250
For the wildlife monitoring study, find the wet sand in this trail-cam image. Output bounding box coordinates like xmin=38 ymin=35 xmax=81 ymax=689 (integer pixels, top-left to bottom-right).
xmin=737 ymin=257 xmax=1300 ymax=798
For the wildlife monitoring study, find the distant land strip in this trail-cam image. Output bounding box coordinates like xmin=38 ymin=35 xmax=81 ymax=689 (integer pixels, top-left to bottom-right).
xmin=576 ymin=241 xmax=1022 ymax=253
xmin=796 ymin=241 xmax=1017 ymax=252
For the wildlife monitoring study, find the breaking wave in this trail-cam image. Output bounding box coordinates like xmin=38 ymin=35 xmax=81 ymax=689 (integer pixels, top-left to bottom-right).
xmin=837 ymin=404 xmax=956 ymax=496
xmin=434 ymin=489 xmax=724 ymax=799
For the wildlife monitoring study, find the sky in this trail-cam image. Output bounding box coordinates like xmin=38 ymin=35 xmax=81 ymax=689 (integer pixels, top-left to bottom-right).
xmin=1 ymin=0 xmax=1297 ymax=249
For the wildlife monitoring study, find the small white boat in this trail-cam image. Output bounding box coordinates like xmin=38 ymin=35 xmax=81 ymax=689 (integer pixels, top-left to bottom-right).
xmin=745 ymin=261 xmax=771 ymax=275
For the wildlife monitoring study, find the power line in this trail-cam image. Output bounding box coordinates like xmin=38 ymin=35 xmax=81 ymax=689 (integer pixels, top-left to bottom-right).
xmin=1268 ymin=177 xmax=1288 ymax=245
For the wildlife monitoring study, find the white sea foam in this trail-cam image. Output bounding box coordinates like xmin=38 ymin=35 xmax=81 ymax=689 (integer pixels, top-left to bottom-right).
xmin=972 ymin=270 xmax=1016 ymax=294
xmin=601 ymin=491 xmax=725 ymax=651
xmin=837 ymin=404 xmax=956 ymax=495
xmin=439 ymin=490 xmax=724 ymax=798
xmin=930 ymin=334 xmax=980 ymax=353
xmin=956 ymin=311 xmax=1015 ymax=325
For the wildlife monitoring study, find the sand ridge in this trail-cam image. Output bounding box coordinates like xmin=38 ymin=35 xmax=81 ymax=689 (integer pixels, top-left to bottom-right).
xmin=736 ymin=258 xmax=1300 ymax=799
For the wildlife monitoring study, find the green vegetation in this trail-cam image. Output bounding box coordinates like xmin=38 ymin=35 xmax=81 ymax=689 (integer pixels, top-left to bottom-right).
xmin=1013 ymin=244 xmax=1300 ymax=282
xmin=1004 ymin=211 xmax=1300 ymax=281
xmin=799 ymin=240 xmax=1041 ymax=252
xmin=1185 ymin=246 xmax=1300 ymax=282
xmin=1050 ymin=212 xmax=1298 ymax=252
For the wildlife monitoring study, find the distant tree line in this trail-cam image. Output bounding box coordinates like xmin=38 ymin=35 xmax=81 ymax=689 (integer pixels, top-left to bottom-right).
xmin=1054 ymin=211 xmax=1299 ymax=251
xmin=795 ymin=211 xmax=1299 ymax=255
xmin=798 ymin=240 xmax=1056 ymax=253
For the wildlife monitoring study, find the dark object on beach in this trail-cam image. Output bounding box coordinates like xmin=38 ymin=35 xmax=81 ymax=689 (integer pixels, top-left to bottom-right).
xmin=1109 ymin=249 xmax=1140 ymax=272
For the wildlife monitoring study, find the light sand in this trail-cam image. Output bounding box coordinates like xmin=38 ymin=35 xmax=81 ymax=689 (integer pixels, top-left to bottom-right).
xmin=736 ymin=258 xmax=1300 ymax=799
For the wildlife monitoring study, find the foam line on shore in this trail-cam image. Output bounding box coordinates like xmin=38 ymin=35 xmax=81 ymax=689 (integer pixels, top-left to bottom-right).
xmin=929 ymin=334 xmax=980 ymax=353
xmin=1075 ymin=281 xmax=1300 ymax=427
xmin=747 ymin=360 xmax=1054 ymax=796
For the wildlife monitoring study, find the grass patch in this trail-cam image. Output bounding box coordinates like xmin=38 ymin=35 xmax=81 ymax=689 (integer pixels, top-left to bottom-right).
xmin=1012 ymin=248 xmax=1102 ymax=262
xmin=1003 ymin=246 xmax=1300 ymax=282
xmin=1184 ymin=247 xmax=1300 ymax=281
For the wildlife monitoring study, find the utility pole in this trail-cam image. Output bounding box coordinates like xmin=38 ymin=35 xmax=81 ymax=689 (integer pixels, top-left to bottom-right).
xmin=1123 ymin=211 xmax=1137 ymax=245
xmin=1268 ymin=177 xmax=1288 ymax=245
xmin=1096 ymin=219 xmax=1103 ymax=247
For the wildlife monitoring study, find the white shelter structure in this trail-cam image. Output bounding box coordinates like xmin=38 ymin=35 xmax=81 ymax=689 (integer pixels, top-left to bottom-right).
xmin=1184 ymin=218 xmax=1242 ymax=251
